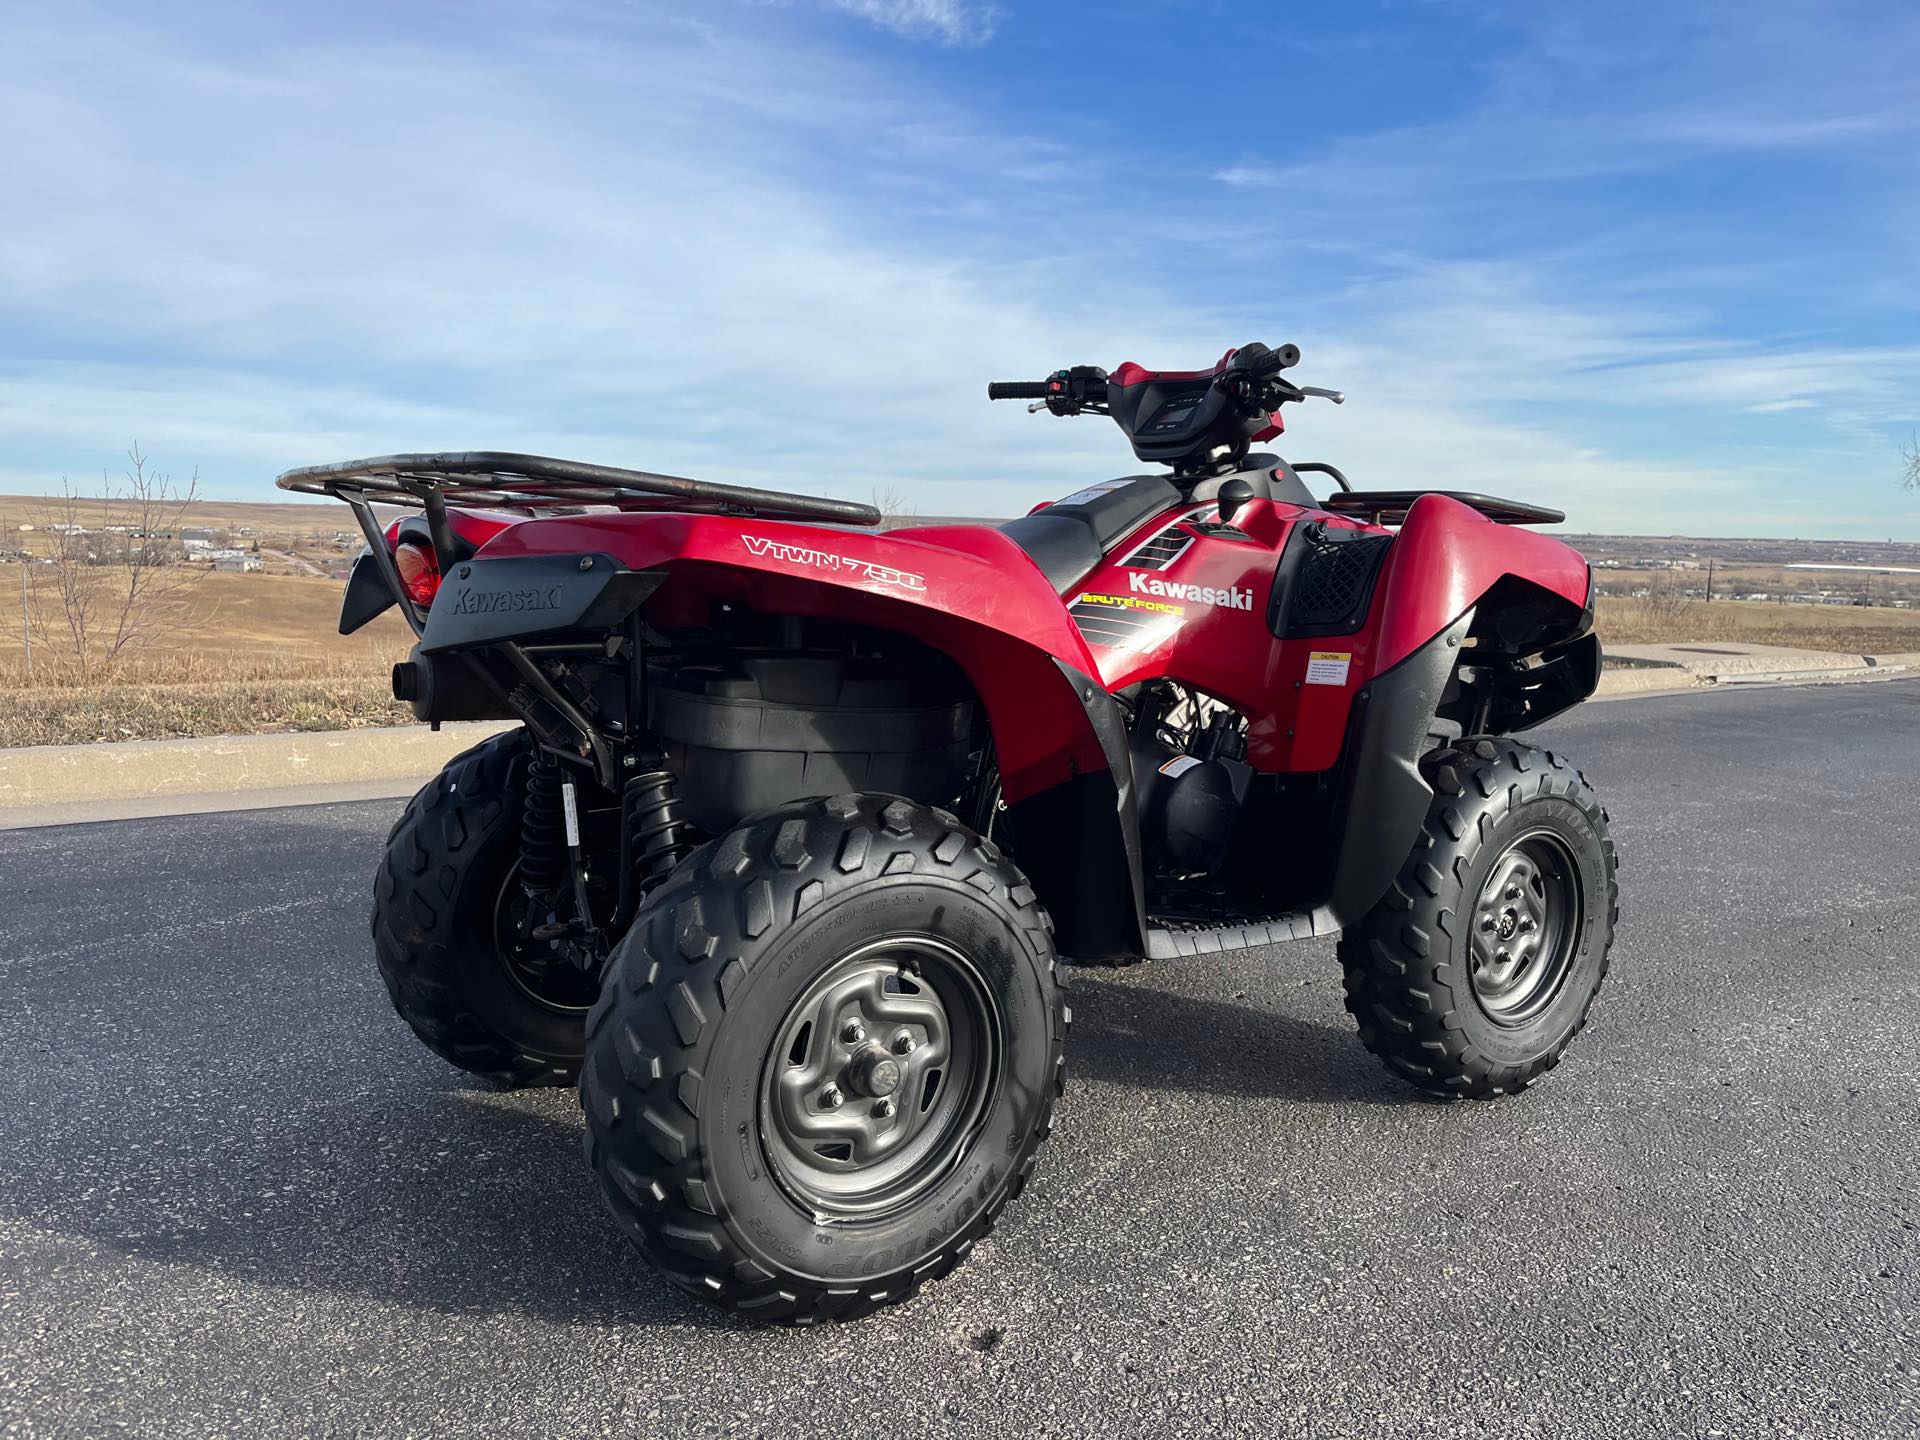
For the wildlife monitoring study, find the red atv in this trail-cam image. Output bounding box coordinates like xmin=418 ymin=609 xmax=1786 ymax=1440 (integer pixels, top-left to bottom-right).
xmin=286 ymin=341 xmax=1617 ymax=1323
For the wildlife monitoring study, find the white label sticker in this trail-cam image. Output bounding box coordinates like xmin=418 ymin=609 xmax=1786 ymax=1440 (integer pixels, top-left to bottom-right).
xmin=1051 ymin=478 xmax=1135 ymax=508
xmin=1158 ymin=754 xmax=1203 ymax=778
xmin=1305 ymin=651 xmax=1352 ymax=686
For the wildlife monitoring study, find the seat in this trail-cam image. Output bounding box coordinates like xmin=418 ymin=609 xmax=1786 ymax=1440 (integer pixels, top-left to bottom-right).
xmin=1000 ymin=475 xmax=1182 ymax=594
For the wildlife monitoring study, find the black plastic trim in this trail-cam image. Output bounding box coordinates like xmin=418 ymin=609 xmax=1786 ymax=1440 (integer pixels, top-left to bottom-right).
xmin=338 ymin=550 xmax=398 ymax=636
xmin=417 ymin=555 xmax=665 ymax=654
xmin=1312 ymin=610 xmax=1473 ymax=931
xmin=1002 ymin=660 xmax=1147 ymax=963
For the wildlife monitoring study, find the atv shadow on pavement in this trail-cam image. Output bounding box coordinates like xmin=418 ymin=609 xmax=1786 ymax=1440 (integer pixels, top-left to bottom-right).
xmin=1 ymin=1075 xmax=743 ymax=1330
xmin=1062 ymin=972 xmax=1420 ymax=1107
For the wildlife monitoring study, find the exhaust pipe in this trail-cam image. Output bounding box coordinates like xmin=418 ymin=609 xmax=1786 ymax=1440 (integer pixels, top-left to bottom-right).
xmin=392 ymin=647 xmax=515 ymax=722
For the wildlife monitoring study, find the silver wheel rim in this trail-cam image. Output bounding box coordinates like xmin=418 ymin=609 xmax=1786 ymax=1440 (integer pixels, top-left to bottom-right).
xmin=1468 ymin=830 xmax=1582 ymax=1026
xmin=759 ymin=936 xmax=999 ymax=1221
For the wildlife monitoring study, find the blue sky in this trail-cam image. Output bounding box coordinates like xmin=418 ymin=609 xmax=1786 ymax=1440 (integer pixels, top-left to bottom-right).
xmin=2 ymin=0 xmax=1917 ymax=537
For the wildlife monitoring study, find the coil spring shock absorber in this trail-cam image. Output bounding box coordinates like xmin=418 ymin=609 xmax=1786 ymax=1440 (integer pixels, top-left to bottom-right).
xmin=624 ymin=764 xmax=691 ymax=889
xmin=520 ymin=751 xmax=569 ymax=897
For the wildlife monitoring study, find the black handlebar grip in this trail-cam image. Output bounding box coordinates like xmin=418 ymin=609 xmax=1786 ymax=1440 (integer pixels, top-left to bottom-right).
xmin=1274 ymin=343 xmax=1301 ymax=370
xmin=987 ymin=381 xmax=1051 ymax=400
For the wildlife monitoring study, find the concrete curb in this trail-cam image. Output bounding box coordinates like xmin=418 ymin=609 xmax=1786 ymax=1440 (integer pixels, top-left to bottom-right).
xmin=0 ymin=721 xmax=513 ymax=828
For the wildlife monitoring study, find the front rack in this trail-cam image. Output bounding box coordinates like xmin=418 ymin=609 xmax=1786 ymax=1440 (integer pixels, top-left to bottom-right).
xmin=275 ymin=450 xmax=882 ymax=526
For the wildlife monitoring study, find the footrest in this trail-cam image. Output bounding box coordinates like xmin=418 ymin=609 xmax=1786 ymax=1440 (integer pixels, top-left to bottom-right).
xmin=1145 ymin=911 xmax=1319 ymax=960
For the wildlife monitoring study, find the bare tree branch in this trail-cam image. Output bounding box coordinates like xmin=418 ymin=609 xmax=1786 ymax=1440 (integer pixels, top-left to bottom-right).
xmin=870 ymin=483 xmax=916 ymax=521
xmin=24 ymin=445 xmax=204 ymax=683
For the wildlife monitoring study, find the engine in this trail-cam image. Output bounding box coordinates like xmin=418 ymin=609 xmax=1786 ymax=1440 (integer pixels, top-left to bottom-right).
xmin=1127 ymin=684 xmax=1250 ymax=878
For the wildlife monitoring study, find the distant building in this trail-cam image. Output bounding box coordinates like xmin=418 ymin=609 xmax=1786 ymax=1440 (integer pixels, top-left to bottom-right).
xmin=213 ymin=554 xmax=263 ymax=573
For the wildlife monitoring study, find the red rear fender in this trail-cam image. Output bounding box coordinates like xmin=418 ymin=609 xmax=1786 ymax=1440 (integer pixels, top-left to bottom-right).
xmin=476 ymin=513 xmax=1107 ymax=801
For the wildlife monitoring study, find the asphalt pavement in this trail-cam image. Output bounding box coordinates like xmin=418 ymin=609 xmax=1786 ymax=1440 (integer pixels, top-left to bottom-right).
xmin=2 ymin=680 xmax=1917 ymax=1438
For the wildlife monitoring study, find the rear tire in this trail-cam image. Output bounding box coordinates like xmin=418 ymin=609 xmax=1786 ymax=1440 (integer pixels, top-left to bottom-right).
xmin=372 ymin=728 xmax=592 ymax=1087
xmin=580 ymin=793 xmax=1067 ymax=1324
xmin=1337 ymin=738 xmax=1619 ymax=1099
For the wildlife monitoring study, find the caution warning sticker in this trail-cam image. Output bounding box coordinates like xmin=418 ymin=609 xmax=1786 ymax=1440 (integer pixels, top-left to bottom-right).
xmin=1305 ymin=651 xmax=1353 ymax=686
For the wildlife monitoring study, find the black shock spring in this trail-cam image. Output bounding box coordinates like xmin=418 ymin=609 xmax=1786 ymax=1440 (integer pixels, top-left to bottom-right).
xmin=520 ymin=751 xmax=569 ymax=896
xmin=625 ymin=767 xmax=692 ymax=888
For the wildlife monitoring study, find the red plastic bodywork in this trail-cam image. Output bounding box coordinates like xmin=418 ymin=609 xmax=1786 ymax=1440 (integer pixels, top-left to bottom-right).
xmin=469 ymin=482 xmax=1590 ymax=795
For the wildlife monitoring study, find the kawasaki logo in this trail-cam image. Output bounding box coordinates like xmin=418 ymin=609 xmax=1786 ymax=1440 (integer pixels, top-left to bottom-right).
xmin=1127 ymin=571 xmax=1254 ymax=610
xmin=448 ymin=585 xmax=563 ymax=615
xmin=742 ymin=535 xmax=926 ymax=591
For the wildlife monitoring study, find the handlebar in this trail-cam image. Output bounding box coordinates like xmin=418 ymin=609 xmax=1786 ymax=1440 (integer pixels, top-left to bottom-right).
xmin=989 ymin=346 xmax=1336 ymax=420
xmin=986 ymin=381 xmax=1052 ymax=400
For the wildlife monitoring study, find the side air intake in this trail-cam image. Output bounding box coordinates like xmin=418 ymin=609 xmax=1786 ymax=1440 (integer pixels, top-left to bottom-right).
xmin=1270 ymin=525 xmax=1393 ymax=638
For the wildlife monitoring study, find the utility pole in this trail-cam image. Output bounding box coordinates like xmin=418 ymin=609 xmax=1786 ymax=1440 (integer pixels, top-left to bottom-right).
xmin=19 ymin=561 xmax=30 ymax=679
xmin=1704 ymin=557 xmax=1715 ymax=602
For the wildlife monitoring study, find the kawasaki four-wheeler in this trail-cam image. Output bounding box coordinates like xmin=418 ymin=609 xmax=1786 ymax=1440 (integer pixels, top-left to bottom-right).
xmin=284 ymin=341 xmax=1618 ymax=1324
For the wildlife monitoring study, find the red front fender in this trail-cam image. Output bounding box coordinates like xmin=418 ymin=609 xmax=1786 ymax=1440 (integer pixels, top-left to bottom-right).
xmin=1373 ymin=493 xmax=1591 ymax=670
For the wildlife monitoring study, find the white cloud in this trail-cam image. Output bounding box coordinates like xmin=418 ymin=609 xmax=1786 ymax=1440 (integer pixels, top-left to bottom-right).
xmin=819 ymin=0 xmax=1001 ymax=44
xmin=0 ymin=0 xmax=1914 ymax=539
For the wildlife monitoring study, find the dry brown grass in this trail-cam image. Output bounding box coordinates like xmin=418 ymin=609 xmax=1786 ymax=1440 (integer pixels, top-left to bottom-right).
xmin=1 ymin=676 xmax=408 ymax=748
xmin=1 ymin=563 xmax=413 ymax=746
xmin=1595 ymin=595 xmax=1920 ymax=652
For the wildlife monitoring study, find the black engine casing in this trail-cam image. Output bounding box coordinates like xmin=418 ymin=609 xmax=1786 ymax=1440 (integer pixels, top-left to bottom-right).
xmin=1130 ymin=735 xmax=1241 ymax=876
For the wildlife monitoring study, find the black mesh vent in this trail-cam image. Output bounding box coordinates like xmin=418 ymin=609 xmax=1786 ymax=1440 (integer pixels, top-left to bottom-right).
xmin=1284 ymin=531 xmax=1392 ymax=634
xmin=1120 ymin=522 xmax=1193 ymax=571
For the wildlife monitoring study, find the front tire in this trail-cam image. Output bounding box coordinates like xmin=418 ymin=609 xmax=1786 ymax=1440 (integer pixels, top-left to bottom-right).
xmin=581 ymin=794 xmax=1067 ymax=1324
xmin=1337 ymin=738 xmax=1619 ymax=1099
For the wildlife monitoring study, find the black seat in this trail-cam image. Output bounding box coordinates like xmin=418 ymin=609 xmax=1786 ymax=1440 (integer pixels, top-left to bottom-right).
xmin=1000 ymin=475 xmax=1182 ymax=594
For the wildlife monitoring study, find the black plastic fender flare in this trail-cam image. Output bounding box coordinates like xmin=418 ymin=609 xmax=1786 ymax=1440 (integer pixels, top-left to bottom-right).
xmin=1313 ymin=609 xmax=1474 ymax=932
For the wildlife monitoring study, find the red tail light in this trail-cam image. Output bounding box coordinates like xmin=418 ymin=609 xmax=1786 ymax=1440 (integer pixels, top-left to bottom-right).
xmin=393 ymin=539 xmax=441 ymax=608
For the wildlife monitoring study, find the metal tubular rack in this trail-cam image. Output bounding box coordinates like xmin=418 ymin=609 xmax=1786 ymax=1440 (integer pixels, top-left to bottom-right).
xmin=276 ymin=451 xmax=884 ymax=638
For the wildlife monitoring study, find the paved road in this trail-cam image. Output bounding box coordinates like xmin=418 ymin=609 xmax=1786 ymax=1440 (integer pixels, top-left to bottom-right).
xmin=2 ymin=682 xmax=1917 ymax=1439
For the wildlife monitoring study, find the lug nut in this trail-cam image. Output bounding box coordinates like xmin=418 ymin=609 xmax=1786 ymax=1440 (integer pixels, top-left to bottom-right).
xmin=873 ymin=1098 xmax=895 ymax=1118
xmin=1505 ymin=882 xmax=1522 ymax=900
xmin=891 ymin=1030 xmax=916 ymax=1055
xmin=1495 ymin=948 xmax=1510 ymax=966
xmin=841 ymin=1021 xmax=866 ymax=1044
xmin=821 ymin=1086 xmax=844 ymax=1109
xmin=1518 ymin=915 xmax=1537 ymax=933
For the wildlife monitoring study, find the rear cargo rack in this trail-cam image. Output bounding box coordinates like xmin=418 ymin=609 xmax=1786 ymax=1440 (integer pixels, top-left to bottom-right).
xmin=276 ymin=450 xmax=882 ymax=526
xmin=279 ymin=452 xmax=884 ymax=652
xmin=1319 ymin=490 xmax=1565 ymax=526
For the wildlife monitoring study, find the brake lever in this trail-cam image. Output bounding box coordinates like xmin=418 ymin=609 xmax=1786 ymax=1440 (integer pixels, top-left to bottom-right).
xmin=1028 ymin=401 xmax=1049 ymax=414
xmin=1297 ymin=386 xmax=1345 ymax=404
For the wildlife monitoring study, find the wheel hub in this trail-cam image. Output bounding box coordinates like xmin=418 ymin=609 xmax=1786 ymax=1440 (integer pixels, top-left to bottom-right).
xmin=490 ymin=859 xmax=601 ymax=1014
xmin=846 ymin=1046 xmax=902 ymax=1098
xmin=760 ymin=937 xmax=997 ymax=1220
xmin=1468 ymin=831 xmax=1581 ymax=1026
